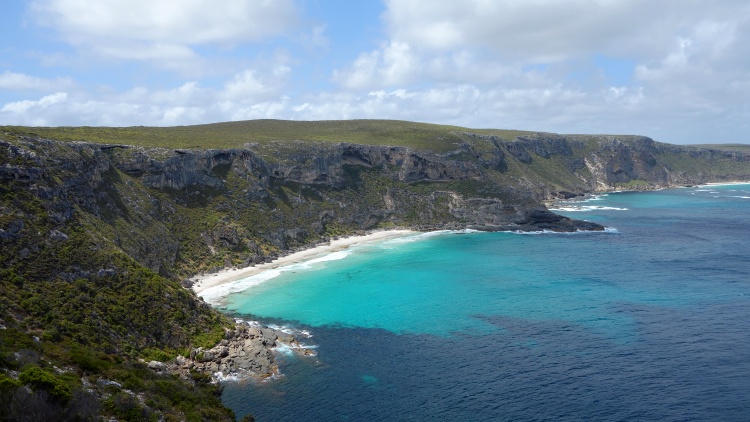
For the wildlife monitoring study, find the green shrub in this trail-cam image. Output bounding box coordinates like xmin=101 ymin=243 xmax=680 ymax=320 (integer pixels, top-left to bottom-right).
xmin=70 ymin=346 xmax=113 ymax=374
xmin=18 ymin=366 xmax=73 ymax=403
xmin=141 ymin=347 xmax=174 ymax=362
xmin=0 ymin=372 xmax=22 ymax=392
xmin=192 ymin=325 xmax=226 ymax=349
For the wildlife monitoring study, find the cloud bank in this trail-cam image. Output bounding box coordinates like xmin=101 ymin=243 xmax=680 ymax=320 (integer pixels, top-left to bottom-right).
xmin=2 ymin=0 xmax=749 ymax=144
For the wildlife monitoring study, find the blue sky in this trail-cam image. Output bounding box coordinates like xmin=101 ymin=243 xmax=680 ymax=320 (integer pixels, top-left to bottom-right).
xmin=1 ymin=0 xmax=749 ymax=144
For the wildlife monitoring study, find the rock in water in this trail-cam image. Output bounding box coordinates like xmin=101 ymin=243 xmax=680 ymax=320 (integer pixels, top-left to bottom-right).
xmin=163 ymin=322 xmax=312 ymax=381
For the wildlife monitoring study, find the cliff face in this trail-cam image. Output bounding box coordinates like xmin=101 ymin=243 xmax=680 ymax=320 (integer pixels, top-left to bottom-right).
xmin=3 ymin=133 xmax=750 ymax=282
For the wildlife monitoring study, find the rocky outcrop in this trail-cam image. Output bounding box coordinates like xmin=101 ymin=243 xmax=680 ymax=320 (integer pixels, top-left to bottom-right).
xmin=451 ymin=199 xmax=602 ymax=232
xmin=153 ymin=323 xmax=314 ymax=381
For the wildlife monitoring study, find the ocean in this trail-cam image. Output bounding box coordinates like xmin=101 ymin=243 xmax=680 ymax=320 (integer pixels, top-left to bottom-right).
xmin=216 ymin=184 xmax=750 ymax=421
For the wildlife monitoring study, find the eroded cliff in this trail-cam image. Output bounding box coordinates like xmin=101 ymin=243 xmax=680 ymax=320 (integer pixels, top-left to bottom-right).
xmin=3 ymin=131 xmax=750 ymax=281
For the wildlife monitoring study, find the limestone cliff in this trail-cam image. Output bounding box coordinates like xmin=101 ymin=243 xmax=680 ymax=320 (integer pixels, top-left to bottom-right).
xmin=3 ymin=132 xmax=750 ymax=281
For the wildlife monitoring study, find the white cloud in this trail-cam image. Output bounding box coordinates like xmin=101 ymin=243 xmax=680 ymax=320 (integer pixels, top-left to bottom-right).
xmin=222 ymin=66 xmax=290 ymax=101
xmin=29 ymin=0 xmax=300 ymax=66
xmin=384 ymin=0 xmax=645 ymax=61
xmin=382 ymin=0 xmax=750 ymax=61
xmin=1 ymin=92 xmax=69 ymax=125
xmin=334 ymin=41 xmax=421 ymax=89
xmin=0 ymin=66 xmax=293 ymax=127
xmin=325 ymin=0 xmax=750 ymax=143
xmin=5 ymin=1 xmax=750 ymax=145
xmin=0 ymin=71 xmax=74 ymax=91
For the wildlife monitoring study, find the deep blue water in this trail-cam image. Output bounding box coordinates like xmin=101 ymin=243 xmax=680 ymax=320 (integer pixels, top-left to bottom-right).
xmin=219 ymin=185 xmax=750 ymax=421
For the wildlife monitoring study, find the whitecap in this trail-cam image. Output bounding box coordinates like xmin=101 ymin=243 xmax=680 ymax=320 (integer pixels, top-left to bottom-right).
xmin=234 ymin=318 xmax=262 ymax=327
xmin=381 ymin=229 xmax=460 ymax=245
xmin=505 ymin=227 xmax=617 ymax=235
xmin=213 ymin=371 xmax=243 ymax=383
xmin=289 ymin=250 xmax=352 ymax=270
xmin=549 ymin=205 xmax=628 ymax=212
xmin=273 ymin=340 xmax=318 ymax=358
xmin=557 ymin=194 xmax=608 ymax=204
xmin=273 ymin=343 xmax=295 ymax=357
xmin=266 ymin=324 xmax=314 ymax=338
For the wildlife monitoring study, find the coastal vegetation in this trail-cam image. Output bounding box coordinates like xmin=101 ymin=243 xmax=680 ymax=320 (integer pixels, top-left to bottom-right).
xmin=2 ymin=119 xmax=750 ymax=419
xmin=2 ymin=119 xmax=532 ymax=153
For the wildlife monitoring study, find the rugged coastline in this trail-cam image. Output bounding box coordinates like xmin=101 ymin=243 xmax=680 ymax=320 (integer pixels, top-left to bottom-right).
xmin=3 ymin=121 xmax=750 ymax=419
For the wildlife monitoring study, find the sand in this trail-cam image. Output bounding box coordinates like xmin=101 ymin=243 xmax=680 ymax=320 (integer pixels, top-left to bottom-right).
xmin=190 ymin=229 xmax=418 ymax=297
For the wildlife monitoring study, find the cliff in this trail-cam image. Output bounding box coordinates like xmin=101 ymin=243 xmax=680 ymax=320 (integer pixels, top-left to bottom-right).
xmin=2 ymin=120 xmax=750 ymax=419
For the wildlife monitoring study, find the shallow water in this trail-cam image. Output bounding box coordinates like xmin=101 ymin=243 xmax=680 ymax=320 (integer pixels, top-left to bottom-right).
xmin=219 ymin=184 xmax=750 ymax=421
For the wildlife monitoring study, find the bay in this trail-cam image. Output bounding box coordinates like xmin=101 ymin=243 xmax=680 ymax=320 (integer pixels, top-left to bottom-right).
xmin=219 ymin=184 xmax=750 ymax=421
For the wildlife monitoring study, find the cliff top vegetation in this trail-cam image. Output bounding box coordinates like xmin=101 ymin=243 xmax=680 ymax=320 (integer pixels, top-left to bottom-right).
xmin=5 ymin=119 xmax=543 ymax=153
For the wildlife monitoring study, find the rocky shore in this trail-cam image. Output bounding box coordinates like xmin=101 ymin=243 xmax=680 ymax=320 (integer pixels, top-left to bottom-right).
xmin=148 ymin=322 xmax=315 ymax=382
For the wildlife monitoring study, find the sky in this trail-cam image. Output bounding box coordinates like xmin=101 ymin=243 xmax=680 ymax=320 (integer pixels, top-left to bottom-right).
xmin=1 ymin=0 xmax=750 ymax=144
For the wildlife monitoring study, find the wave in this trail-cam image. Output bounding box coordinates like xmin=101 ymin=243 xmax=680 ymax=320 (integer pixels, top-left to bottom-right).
xmin=506 ymin=226 xmax=618 ymax=235
xmin=549 ymin=205 xmax=629 ymax=212
xmin=213 ymin=371 xmax=246 ymax=383
xmin=291 ymin=250 xmax=352 ymax=269
xmin=199 ymin=269 xmax=285 ymax=304
xmin=273 ymin=341 xmax=318 ymax=357
xmin=696 ymin=181 xmax=750 ymax=188
xmin=558 ymin=194 xmax=608 ymax=204
xmin=382 ymin=229 xmax=479 ymax=246
xmin=199 ymin=249 xmax=358 ymax=305
xmin=266 ymin=323 xmax=314 ymax=338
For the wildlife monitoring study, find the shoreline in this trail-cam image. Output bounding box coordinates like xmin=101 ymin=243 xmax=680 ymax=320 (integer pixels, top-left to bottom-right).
xmin=546 ymin=180 xmax=750 ymax=206
xmin=698 ymin=180 xmax=750 ymax=187
xmin=190 ymin=229 xmax=418 ymax=298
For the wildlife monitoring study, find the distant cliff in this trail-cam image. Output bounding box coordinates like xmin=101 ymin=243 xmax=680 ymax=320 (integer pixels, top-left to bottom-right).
xmin=2 ymin=123 xmax=750 ymax=419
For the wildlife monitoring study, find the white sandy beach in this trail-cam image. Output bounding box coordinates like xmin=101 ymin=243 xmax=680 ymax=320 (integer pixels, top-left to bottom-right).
xmin=191 ymin=229 xmax=418 ymax=297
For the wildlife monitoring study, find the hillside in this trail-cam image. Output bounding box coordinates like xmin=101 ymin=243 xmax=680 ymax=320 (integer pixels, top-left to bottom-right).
xmin=2 ymin=120 xmax=750 ymax=420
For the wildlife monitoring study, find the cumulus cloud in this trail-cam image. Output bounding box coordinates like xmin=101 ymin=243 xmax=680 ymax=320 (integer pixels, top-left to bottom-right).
xmin=5 ymin=1 xmax=750 ymax=144
xmin=326 ymin=0 xmax=750 ymax=142
xmin=0 ymin=66 xmax=293 ymax=127
xmin=222 ymin=66 xmax=290 ymax=101
xmin=29 ymin=0 xmax=300 ymax=66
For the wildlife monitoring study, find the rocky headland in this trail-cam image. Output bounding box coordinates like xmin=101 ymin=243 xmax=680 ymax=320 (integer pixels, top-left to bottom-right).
xmin=148 ymin=322 xmax=314 ymax=382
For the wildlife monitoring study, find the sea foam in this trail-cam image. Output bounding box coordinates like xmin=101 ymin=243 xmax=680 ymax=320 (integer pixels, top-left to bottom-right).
xmin=200 ymin=250 xmax=353 ymax=305
xmin=505 ymin=226 xmax=618 ymax=235
xmin=549 ymin=205 xmax=629 ymax=212
xmin=381 ymin=229 xmax=476 ymax=246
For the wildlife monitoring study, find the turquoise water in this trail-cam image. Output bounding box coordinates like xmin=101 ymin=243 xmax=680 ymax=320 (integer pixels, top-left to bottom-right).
xmin=220 ymin=184 xmax=750 ymax=421
xmin=224 ymin=231 xmax=646 ymax=340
